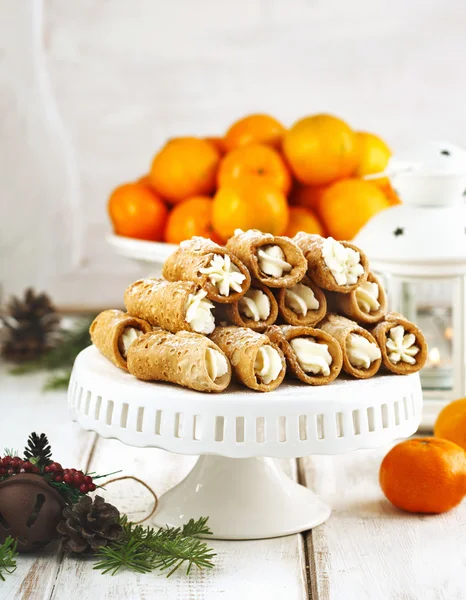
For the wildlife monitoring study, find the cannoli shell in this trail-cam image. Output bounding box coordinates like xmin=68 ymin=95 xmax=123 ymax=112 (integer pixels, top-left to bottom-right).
xmin=127 ymin=330 xmax=231 ymax=392
xmin=162 ymin=236 xmax=250 ymax=303
xmin=370 ymin=312 xmax=428 ymax=375
xmin=293 ymin=232 xmax=369 ymax=293
xmin=226 ymin=229 xmax=307 ymax=288
xmin=125 ymin=278 xmax=208 ymax=334
xmin=210 ymin=326 xmax=286 ymax=392
xmin=327 ymin=272 xmax=387 ymax=324
xmin=216 ymin=281 xmax=278 ymax=332
xmin=265 ymin=325 xmax=342 ymax=385
xmin=319 ymin=313 xmax=381 ymax=379
xmin=275 ymin=276 xmax=327 ymax=326
xmin=89 ymin=309 xmax=152 ymax=371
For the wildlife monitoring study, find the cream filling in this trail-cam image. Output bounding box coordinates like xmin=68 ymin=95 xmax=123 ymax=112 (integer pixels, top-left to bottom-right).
xmin=346 ymin=333 xmax=381 ymax=369
xmin=206 ymin=348 xmax=229 ymax=382
xmin=199 ymin=254 xmax=246 ymax=297
xmin=257 ymin=245 xmax=292 ymax=278
xmin=254 ymin=346 xmax=282 ymax=384
xmin=238 ymin=288 xmax=271 ymax=322
xmin=185 ymin=290 xmax=215 ymax=334
xmin=119 ymin=327 xmax=143 ymax=359
xmin=290 ymin=338 xmax=332 ymax=376
xmin=386 ymin=325 xmax=420 ymax=365
xmin=285 ymin=283 xmax=319 ymax=316
xmin=355 ymin=281 xmax=380 ymax=313
xmin=322 ymin=237 xmax=365 ymax=286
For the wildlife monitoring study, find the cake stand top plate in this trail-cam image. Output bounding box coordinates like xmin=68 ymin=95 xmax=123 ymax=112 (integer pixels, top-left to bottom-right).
xmin=69 ymin=346 xmax=422 ymax=458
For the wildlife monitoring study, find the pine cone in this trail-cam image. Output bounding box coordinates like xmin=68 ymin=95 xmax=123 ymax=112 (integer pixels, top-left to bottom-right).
xmin=1 ymin=288 xmax=61 ymax=362
xmin=57 ymin=495 xmax=123 ymax=553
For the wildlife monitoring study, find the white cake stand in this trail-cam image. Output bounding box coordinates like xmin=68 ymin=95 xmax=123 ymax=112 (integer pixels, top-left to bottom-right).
xmin=68 ymin=345 xmax=422 ymax=540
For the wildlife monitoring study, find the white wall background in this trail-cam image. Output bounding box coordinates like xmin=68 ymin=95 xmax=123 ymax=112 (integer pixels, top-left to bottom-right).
xmin=1 ymin=0 xmax=466 ymax=309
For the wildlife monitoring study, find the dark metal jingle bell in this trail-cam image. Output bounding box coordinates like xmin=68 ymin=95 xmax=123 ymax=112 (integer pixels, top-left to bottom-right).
xmin=0 ymin=473 xmax=66 ymax=553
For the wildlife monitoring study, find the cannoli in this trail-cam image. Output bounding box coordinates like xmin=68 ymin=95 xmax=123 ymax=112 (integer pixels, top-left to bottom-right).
xmin=210 ymin=326 xmax=286 ymax=392
xmin=319 ymin=314 xmax=381 ymax=379
xmin=216 ymin=281 xmax=278 ymax=332
xmin=127 ymin=330 xmax=231 ymax=392
xmin=266 ymin=325 xmax=342 ymax=385
xmin=371 ymin=312 xmax=427 ymax=375
xmin=294 ymin=233 xmax=369 ymax=293
xmin=125 ymin=278 xmax=215 ymax=335
xmin=89 ymin=309 xmax=152 ymax=371
xmin=226 ymin=229 xmax=307 ymax=288
xmin=328 ymin=272 xmax=387 ymax=324
xmin=275 ymin=276 xmax=327 ymax=326
xmin=162 ymin=237 xmax=250 ymax=303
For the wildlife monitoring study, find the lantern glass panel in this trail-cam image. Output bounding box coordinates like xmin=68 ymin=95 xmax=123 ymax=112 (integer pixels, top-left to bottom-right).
xmin=383 ymin=276 xmax=454 ymax=392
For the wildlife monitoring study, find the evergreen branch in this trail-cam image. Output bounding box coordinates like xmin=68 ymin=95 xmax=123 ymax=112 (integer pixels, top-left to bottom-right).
xmin=3 ymin=448 xmax=18 ymax=458
xmin=93 ymin=516 xmax=216 ymax=577
xmin=42 ymin=371 xmax=73 ymax=391
xmin=9 ymin=316 xmax=95 ymax=379
xmin=0 ymin=537 xmax=18 ymax=581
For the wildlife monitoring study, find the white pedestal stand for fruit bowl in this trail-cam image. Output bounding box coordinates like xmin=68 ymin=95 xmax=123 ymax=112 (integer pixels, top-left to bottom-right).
xmin=68 ymin=346 xmax=422 ymax=540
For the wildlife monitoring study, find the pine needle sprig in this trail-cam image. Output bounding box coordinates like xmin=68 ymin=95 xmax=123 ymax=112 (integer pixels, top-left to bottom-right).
xmin=93 ymin=516 xmax=216 ymax=577
xmin=10 ymin=316 xmax=95 ymax=390
xmin=0 ymin=537 xmax=18 ymax=581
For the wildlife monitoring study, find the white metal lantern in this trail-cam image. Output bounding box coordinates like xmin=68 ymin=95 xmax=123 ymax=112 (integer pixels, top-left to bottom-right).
xmin=355 ymin=141 xmax=466 ymax=429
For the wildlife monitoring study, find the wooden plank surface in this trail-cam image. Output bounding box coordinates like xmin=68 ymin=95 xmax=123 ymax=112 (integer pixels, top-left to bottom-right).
xmin=300 ymin=451 xmax=466 ymax=600
xmin=0 ymin=369 xmax=308 ymax=600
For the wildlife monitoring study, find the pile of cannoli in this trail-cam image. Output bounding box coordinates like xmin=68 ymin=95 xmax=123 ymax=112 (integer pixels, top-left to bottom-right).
xmin=90 ymin=230 xmax=427 ymax=393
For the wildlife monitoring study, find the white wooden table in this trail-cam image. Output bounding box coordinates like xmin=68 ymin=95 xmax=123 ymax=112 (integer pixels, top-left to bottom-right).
xmin=1 ymin=366 xmax=465 ymax=600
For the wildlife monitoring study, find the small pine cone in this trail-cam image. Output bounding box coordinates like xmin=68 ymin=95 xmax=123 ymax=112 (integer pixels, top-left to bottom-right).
xmin=57 ymin=495 xmax=123 ymax=553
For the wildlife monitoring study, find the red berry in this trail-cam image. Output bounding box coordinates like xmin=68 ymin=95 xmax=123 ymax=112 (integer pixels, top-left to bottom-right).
xmin=88 ymin=483 xmax=96 ymax=492
xmin=63 ymin=473 xmax=74 ymax=484
xmin=23 ymin=461 xmax=33 ymax=472
xmin=44 ymin=466 xmax=51 ymax=473
xmin=79 ymin=484 xmax=88 ymax=494
xmin=54 ymin=475 xmax=63 ymax=482
xmin=73 ymin=472 xmax=83 ymax=483
xmin=32 ymin=467 xmax=40 ymax=474
xmin=11 ymin=459 xmax=21 ymax=469
xmin=7 ymin=469 xmax=14 ymax=475
xmin=2 ymin=457 xmax=11 ymax=466
xmin=84 ymin=476 xmax=93 ymax=484
xmin=54 ymin=463 xmax=62 ymax=471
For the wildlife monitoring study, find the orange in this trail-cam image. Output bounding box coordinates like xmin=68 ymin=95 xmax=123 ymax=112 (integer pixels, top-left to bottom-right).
xmin=224 ymin=114 xmax=285 ymax=152
xmin=137 ymin=174 xmax=152 ymax=187
xmin=434 ymin=398 xmax=466 ymax=451
xmin=212 ymin=179 xmax=289 ymax=240
xmin=164 ymin=196 xmax=223 ymax=245
xmin=289 ymin=184 xmax=328 ymax=216
xmin=374 ymin=178 xmax=402 ymax=206
xmin=354 ymin=132 xmax=391 ymax=177
xmin=284 ymin=206 xmax=324 ymax=238
xmin=283 ymin=114 xmax=359 ymax=186
xmin=149 ymin=137 xmax=220 ymax=204
xmin=108 ymin=182 xmax=168 ymax=241
xmin=205 ymin=136 xmax=226 ymax=155
xmin=218 ymin=144 xmax=291 ymax=195
xmin=319 ymin=178 xmax=390 ymax=240
xmin=379 ymin=437 xmax=466 ymax=513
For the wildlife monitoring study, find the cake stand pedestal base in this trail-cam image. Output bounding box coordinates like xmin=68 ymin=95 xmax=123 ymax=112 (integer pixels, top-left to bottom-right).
xmin=154 ymin=455 xmax=331 ymax=540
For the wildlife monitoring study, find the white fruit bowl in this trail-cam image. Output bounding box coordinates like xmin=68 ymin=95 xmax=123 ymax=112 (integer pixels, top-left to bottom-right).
xmin=107 ymin=234 xmax=177 ymax=274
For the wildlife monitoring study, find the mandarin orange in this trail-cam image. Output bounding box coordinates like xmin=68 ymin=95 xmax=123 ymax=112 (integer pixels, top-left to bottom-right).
xmin=108 ymin=182 xmax=168 ymax=241
xmin=149 ymin=137 xmax=220 ymax=204
xmin=224 ymin=114 xmax=285 ymax=152
xmin=218 ymin=143 xmax=291 ymax=194
xmin=283 ymin=114 xmax=359 ymax=186
xmin=379 ymin=438 xmax=466 ymax=513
